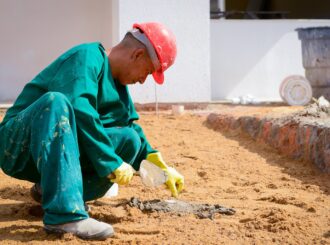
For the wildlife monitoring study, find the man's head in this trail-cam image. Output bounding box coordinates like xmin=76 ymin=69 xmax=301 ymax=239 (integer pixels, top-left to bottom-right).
xmin=109 ymin=22 xmax=177 ymax=86
xmin=113 ymin=32 xmax=155 ymax=86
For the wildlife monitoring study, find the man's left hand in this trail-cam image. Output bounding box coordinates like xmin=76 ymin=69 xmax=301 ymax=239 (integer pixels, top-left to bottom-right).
xmin=165 ymin=167 xmax=184 ymax=198
xmin=146 ymin=152 xmax=184 ymax=198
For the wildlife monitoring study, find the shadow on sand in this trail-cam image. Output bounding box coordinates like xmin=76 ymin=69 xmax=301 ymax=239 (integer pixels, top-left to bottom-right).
xmin=204 ymin=122 xmax=330 ymax=196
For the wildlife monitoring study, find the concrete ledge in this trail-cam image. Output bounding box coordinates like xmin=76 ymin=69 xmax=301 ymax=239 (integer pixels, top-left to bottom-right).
xmin=134 ymin=101 xmax=290 ymax=111
xmin=0 ymin=104 xmax=13 ymax=109
xmin=134 ymin=102 xmax=211 ymax=111
xmin=206 ymin=106 xmax=330 ymax=173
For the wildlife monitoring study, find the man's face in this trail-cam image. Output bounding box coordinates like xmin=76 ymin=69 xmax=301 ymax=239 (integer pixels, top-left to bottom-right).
xmin=118 ymin=48 xmax=156 ymax=86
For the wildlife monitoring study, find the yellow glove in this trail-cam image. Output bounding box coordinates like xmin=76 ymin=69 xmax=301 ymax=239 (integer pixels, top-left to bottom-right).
xmin=109 ymin=162 xmax=134 ymax=185
xmin=146 ymin=152 xmax=184 ymax=198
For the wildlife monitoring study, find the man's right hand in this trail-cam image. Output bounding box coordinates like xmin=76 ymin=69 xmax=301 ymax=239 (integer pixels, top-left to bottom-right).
xmin=109 ymin=162 xmax=134 ymax=185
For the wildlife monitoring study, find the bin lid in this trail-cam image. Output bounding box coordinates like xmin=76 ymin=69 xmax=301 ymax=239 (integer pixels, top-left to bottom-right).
xmin=296 ymin=26 xmax=330 ymax=40
xmin=280 ymin=75 xmax=312 ymax=106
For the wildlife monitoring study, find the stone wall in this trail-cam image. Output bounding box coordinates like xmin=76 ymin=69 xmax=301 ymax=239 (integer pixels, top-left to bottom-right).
xmin=207 ymin=112 xmax=330 ymax=173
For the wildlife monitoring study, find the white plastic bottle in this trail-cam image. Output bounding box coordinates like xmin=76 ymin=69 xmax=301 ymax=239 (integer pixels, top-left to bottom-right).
xmin=103 ymin=160 xmax=166 ymax=198
xmin=139 ymin=160 xmax=167 ymax=187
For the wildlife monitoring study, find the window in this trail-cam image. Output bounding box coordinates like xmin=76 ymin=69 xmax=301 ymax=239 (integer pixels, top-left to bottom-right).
xmin=211 ymin=0 xmax=330 ymax=19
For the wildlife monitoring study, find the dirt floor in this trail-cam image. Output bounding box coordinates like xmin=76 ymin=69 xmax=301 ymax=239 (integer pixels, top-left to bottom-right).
xmin=0 ymin=109 xmax=329 ymax=244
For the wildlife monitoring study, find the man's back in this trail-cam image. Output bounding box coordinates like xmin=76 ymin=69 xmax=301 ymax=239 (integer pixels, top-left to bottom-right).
xmin=1 ymin=42 xmax=138 ymax=127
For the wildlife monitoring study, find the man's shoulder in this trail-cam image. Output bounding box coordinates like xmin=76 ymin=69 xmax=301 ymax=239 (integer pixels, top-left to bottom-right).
xmin=57 ymin=42 xmax=106 ymax=67
xmin=66 ymin=42 xmax=105 ymax=55
xmin=73 ymin=42 xmax=104 ymax=50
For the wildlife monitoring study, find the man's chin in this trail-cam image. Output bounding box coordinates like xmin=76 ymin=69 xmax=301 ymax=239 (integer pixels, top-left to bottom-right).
xmin=118 ymin=80 xmax=130 ymax=86
xmin=118 ymin=79 xmax=138 ymax=85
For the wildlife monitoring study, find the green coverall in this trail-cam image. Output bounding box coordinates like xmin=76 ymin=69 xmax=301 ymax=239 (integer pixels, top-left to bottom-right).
xmin=0 ymin=42 xmax=156 ymax=225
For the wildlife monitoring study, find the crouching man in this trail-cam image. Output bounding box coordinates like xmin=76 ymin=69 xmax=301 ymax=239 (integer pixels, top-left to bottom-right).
xmin=0 ymin=22 xmax=184 ymax=240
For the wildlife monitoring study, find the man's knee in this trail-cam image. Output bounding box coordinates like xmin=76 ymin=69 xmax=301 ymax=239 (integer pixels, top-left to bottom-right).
xmin=30 ymin=92 xmax=77 ymax=144
xmin=41 ymin=92 xmax=72 ymax=113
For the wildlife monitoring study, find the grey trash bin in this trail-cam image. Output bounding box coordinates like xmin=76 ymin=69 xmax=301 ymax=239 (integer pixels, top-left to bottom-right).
xmin=296 ymin=26 xmax=330 ymax=99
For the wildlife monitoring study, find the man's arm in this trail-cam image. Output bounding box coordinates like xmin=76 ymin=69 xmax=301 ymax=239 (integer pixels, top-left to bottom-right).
xmin=129 ymin=122 xmax=157 ymax=170
xmin=130 ymin=122 xmax=184 ymax=197
xmin=72 ymin=91 xmax=123 ymax=177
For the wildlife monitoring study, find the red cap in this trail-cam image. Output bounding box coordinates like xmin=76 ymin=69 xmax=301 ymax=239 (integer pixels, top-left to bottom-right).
xmin=133 ymin=22 xmax=177 ymax=85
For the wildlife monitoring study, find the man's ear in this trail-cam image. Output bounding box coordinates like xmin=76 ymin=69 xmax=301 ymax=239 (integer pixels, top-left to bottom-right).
xmin=131 ymin=48 xmax=145 ymax=61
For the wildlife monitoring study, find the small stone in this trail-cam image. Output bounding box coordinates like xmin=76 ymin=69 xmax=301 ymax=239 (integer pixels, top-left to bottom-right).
xmin=267 ymin=183 xmax=278 ymax=189
xmin=307 ymin=207 xmax=316 ymax=213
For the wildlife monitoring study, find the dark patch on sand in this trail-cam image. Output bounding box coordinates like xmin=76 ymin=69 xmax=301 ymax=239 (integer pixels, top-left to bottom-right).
xmin=128 ymin=197 xmax=236 ymax=219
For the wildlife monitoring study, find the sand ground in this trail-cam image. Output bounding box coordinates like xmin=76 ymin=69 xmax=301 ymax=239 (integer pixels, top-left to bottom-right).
xmin=0 ymin=111 xmax=329 ymax=244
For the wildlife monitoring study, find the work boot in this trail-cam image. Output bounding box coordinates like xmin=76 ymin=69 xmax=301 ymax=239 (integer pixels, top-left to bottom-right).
xmin=30 ymin=183 xmax=91 ymax=212
xmin=30 ymin=183 xmax=42 ymax=203
xmin=44 ymin=218 xmax=114 ymax=240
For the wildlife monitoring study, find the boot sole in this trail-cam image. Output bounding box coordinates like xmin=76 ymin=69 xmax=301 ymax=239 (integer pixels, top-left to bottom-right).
xmin=44 ymin=226 xmax=114 ymax=240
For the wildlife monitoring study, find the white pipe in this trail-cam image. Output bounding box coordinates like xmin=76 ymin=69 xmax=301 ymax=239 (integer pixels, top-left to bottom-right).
xmin=219 ymin=0 xmax=225 ymax=12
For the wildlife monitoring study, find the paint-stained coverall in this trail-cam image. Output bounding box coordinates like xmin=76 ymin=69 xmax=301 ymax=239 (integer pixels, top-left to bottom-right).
xmin=0 ymin=42 xmax=156 ymax=225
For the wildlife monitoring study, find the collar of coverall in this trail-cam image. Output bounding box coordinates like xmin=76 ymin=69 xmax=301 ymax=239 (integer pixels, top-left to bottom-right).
xmin=129 ymin=28 xmax=161 ymax=71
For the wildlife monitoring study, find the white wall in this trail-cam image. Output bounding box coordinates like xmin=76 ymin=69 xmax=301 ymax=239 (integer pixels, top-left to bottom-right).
xmin=4 ymin=1 xmax=326 ymax=104
xmin=113 ymin=0 xmax=211 ymax=103
xmin=211 ymin=19 xmax=330 ymax=101
xmin=0 ymin=0 xmax=112 ymax=102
